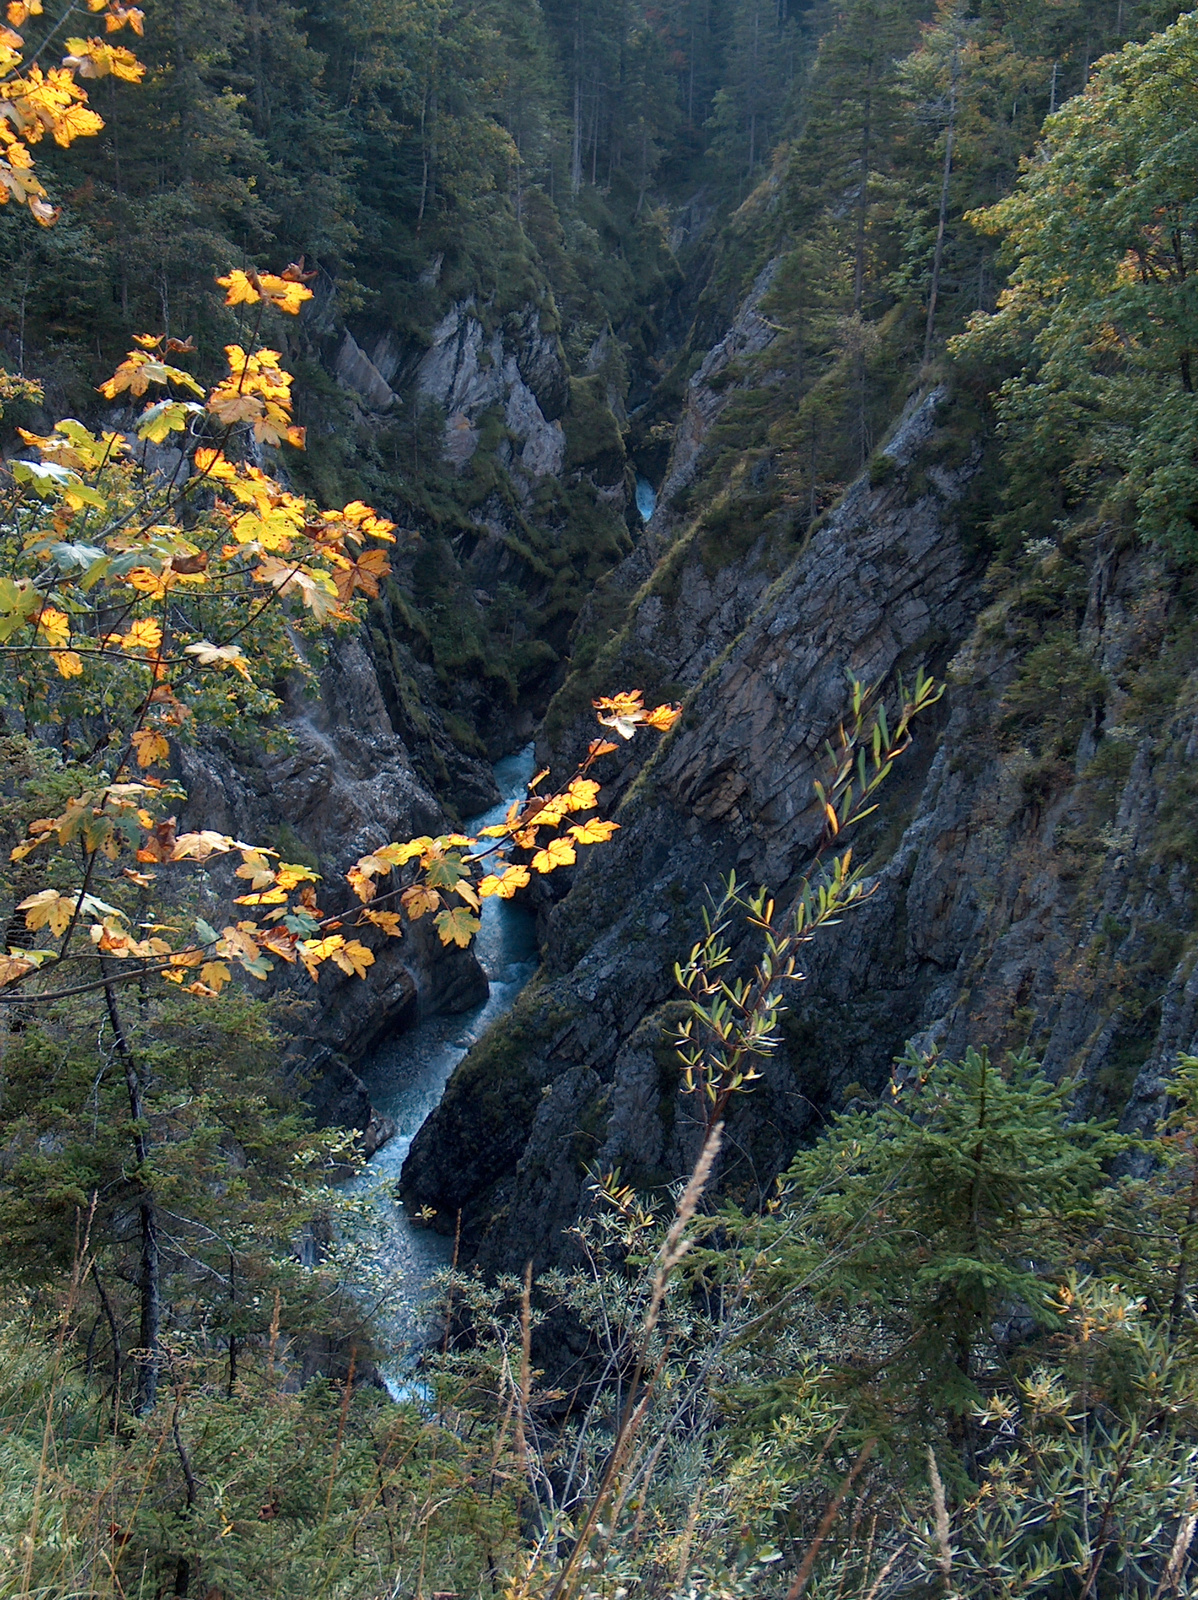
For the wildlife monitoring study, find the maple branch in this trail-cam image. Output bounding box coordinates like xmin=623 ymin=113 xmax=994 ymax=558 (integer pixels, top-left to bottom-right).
xmin=0 ymin=961 xmax=175 ymax=1004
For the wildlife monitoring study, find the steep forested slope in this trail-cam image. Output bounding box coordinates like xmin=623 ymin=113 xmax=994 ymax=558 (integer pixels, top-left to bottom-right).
xmin=404 ymin=0 xmax=1198 ymax=1266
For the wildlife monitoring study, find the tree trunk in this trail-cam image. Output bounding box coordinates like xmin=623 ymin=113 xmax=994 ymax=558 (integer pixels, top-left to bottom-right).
xmin=1168 ymin=1145 xmax=1198 ymax=1342
xmin=853 ymin=64 xmax=874 ymax=316
xmin=923 ymin=30 xmax=960 ymax=364
xmin=103 ymin=967 xmax=159 ymax=1413
xmin=571 ymin=1 xmax=583 ymax=194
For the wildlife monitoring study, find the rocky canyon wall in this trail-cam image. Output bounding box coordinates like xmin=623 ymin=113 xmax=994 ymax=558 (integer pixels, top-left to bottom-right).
xmin=402 ymin=271 xmax=1198 ymax=1273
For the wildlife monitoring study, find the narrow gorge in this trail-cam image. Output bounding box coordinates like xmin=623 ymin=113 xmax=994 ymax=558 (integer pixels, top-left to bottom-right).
xmin=5 ymin=1 xmax=1198 ymax=1591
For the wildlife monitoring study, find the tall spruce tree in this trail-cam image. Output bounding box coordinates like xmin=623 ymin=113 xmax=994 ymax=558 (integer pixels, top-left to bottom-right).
xmin=759 ymin=1047 xmax=1115 ymax=1449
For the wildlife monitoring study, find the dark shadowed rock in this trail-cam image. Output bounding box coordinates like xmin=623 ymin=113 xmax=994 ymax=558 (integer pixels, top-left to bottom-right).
xmin=179 ymin=630 xmax=490 ymax=1138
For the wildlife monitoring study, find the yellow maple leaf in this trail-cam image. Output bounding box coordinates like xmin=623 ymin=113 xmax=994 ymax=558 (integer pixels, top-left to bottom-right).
xmin=127 ymin=565 xmax=174 ymax=599
xmin=122 ymin=617 xmax=162 ymax=652
xmin=528 ymin=795 xmax=569 ymax=828
xmin=130 ymin=727 xmax=169 ymax=768
xmin=97 ymin=347 xmax=199 ymax=400
xmin=565 ymin=778 xmax=601 ymax=810
xmin=359 ymin=909 xmax=402 ymax=936
xmin=208 ymin=390 xmax=263 ymax=426
xmin=346 ymin=866 xmax=376 ymax=903
xmin=97 ymin=351 xmax=151 ymax=398
xmin=401 ymin=883 xmax=441 ymax=920
xmin=36 ymin=606 xmax=70 ymax=647
xmin=200 ymin=960 xmax=231 ymax=992
xmin=50 ymin=648 xmax=83 ymax=677
xmin=478 ymin=864 xmax=531 ymax=899
xmin=531 ymin=835 xmax=577 ymax=873
xmin=18 ymin=887 xmax=75 ymax=935
xmin=216 ymin=268 xmax=258 ymax=307
xmin=234 ymin=849 xmax=276 ymax=889
xmin=593 ymin=690 xmax=644 ymax=719
xmin=593 ymin=689 xmax=650 ymax=740
xmin=331 ymin=546 xmax=390 ymax=603
xmin=275 ymin=862 xmax=319 ymax=891
xmin=170 ymin=830 xmax=238 ymax=861
xmin=221 ymin=923 xmax=262 ymax=963
xmin=569 ymin=818 xmax=620 ymax=845
xmin=434 ymin=906 xmax=480 ymax=948
xmin=299 ymin=932 xmax=344 ymax=979
xmin=332 ymin=939 xmax=374 ymax=977
xmin=453 ymin=877 xmax=480 ymax=911
xmin=48 ymin=100 xmax=105 ymax=144
xmin=380 ymin=839 xmax=432 ymax=866
xmin=216 ymin=268 xmax=313 ymax=316
xmin=62 ymin=36 xmax=143 ymax=82
xmin=258 ymin=274 xmax=313 ymax=316
xmin=104 ymin=4 xmax=144 ymax=35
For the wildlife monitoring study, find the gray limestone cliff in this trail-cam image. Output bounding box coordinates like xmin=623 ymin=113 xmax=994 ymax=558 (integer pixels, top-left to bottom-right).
xmin=415 ymin=302 xmax=568 ymax=482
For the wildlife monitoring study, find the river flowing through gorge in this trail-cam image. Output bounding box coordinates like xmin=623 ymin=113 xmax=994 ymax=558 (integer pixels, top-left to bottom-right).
xmin=342 ymin=745 xmax=538 ymax=1387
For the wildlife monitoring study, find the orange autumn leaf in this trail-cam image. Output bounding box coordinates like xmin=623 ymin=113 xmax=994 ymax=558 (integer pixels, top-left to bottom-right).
xmin=331 ymin=546 xmax=390 ymax=603
xmin=401 ymin=883 xmax=441 ymax=920
xmin=644 ymin=702 xmax=682 ymax=731
xmin=130 ymin=727 xmax=169 ymax=768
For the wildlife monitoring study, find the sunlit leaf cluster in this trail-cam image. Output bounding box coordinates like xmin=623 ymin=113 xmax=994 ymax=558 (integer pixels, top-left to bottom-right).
xmin=0 ymin=0 xmax=144 ymax=225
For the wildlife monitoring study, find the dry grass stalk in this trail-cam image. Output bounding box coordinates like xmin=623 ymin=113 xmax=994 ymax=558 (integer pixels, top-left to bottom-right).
xmin=861 ymin=1541 xmax=911 ymax=1600
xmin=1154 ymin=1509 xmax=1198 ymax=1598
xmin=543 ymin=1124 xmax=724 ymax=1600
xmin=516 ymin=1262 xmax=533 ymax=1480
xmin=784 ymin=1436 xmax=877 ymax=1600
xmin=927 ymin=1447 xmax=954 ymax=1594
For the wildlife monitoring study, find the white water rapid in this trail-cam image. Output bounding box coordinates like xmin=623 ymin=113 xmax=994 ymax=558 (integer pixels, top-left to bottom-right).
xmin=343 ymin=745 xmax=538 ymax=1389
xmin=635 ymin=475 xmax=657 ymax=523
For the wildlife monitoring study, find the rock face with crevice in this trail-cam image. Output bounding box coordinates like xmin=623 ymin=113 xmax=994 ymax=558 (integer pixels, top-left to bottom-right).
xmin=416 ymin=302 xmax=569 ymax=483
xmin=654 ymin=257 xmax=781 ymax=517
xmin=402 ymin=383 xmax=986 ymax=1266
xmin=406 ymin=346 xmax=1198 ymax=1275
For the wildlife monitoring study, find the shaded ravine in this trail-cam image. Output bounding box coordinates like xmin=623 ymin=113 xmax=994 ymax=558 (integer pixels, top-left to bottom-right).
xmin=343 ymin=745 xmax=538 ymax=1383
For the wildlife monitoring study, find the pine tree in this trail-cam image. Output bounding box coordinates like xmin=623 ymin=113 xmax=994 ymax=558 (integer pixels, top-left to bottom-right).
xmin=709 ymin=0 xmax=798 ymax=191
xmin=761 ymin=1046 xmax=1116 ymax=1447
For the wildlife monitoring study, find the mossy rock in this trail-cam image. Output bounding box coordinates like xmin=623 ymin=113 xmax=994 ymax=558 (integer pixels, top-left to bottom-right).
xmin=565 ymin=374 xmax=626 ymax=479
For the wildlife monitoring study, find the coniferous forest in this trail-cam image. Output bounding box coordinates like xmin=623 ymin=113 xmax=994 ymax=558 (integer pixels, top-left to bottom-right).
xmin=4 ymin=0 xmax=1198 ymax=1595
